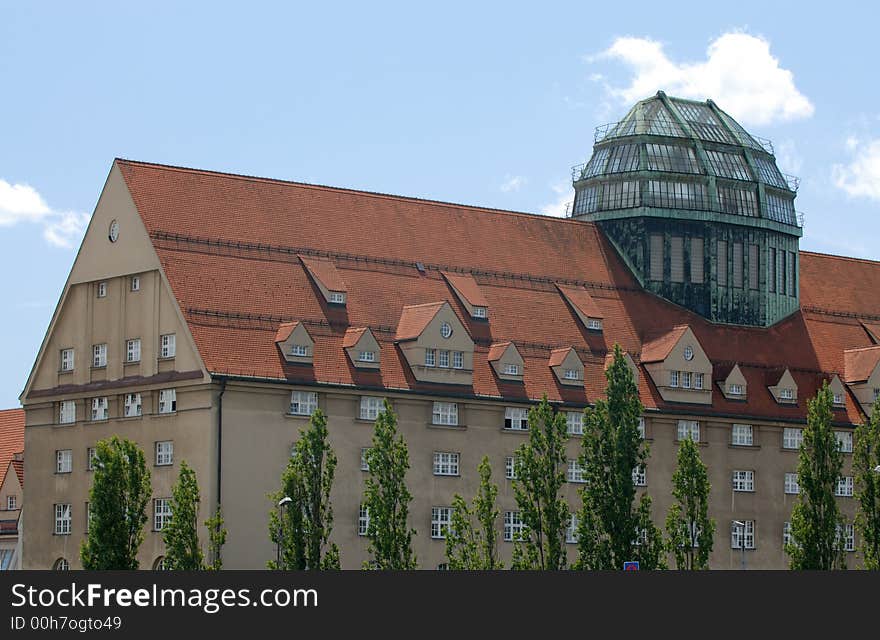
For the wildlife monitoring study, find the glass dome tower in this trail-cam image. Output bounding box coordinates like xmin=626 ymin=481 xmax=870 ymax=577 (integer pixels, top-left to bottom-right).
xmin=571 ymin=91 xmax=802 ymax=327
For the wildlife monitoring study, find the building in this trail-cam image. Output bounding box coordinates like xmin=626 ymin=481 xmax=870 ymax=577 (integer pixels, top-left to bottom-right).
xmin=0 ymin=408 xmax=25 ymax=570
xmin=20 ymin=94 xmax=875 ymax=569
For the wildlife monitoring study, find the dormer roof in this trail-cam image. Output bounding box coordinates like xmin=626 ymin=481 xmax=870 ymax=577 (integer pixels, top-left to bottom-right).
xmin=0 ymin=408 xmax=25 ymax=492
xmin=343 ymin=327 xmax=369 ymax=349
xmin=275 ymin=321 xmax=303 ymax=344
xmin=556 ymin=283 xmax=604 ymax=320
xmin=395 ymin=302 xmax=448 ymax=342
xmin=488 ymin=341 xmax=514 ymax=362
xmin=442 ymin=272 xmax=489 ymax=308
xmin=861 ymin=321 xmax=880 ymax=344
xmin=549 ymin=347 xmax=576 ymax=367
xmin=765 ymin=367 xmax=789 ymax=387
xmin=844 ymin=346 xmax=880 ymax=384
xmin=641 ymin=325 xmax=690 ymax=363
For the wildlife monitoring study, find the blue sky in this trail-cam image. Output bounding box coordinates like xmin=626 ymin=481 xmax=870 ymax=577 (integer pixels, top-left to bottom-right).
xmin=1 ymin=1 xmax=879 ymax=408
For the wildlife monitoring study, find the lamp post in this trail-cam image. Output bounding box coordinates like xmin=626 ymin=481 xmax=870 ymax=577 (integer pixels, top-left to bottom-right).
xmin=276 ymin=496 xmax=292 ymax=569
xmin=733 ymin=520 xmax=747 ymax=570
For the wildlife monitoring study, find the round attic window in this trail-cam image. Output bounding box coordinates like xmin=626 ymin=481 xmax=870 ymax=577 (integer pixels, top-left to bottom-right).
xmin=684 ymin=346 xmax=694 ymax=361
xmin=108 ymin=219 xmax=120 ymax=243
xmin=440 ymin=322 xmax=453 ymax=339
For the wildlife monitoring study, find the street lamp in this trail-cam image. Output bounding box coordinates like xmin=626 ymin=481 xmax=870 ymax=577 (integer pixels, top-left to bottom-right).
xmin=874 ymin=465 xmax=880 ymax=474
xmin=276 ymin=496 xmax=292 ymax=568
xmin=733 ymin=520 xmax=747 ymax=570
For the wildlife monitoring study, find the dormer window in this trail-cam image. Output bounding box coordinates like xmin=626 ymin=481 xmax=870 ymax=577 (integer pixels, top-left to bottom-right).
xmin=329 ymin=292 xmax=346 ymax=305
xmin=729 ymin=383 xmax=744 ymax=396
xmin=395 ymin=301 xmax=473 ymax=384
xmin=439 ymin=350 xmax=449 ymax=368
xmin=473 ymin=306 xmax=488 ymax=319
xmin=290 ymin=344 xmax=309 ymax=357
xmin=833 ymin=392 xmax=844 ymax=406
xmin=682 ymin=372 xmax=691 ymax=389
xmin=564 ymin=369 xmax=581 ymax=381
xmin=780 ymin=388 xmax=795 ymax=401
xmin=503 ymin=363 xmax=520 ymax=376
xmin=358 ymin=351 xmax=376 ymax=363
xmin=587 ymin=319 xmax=603 ymax=331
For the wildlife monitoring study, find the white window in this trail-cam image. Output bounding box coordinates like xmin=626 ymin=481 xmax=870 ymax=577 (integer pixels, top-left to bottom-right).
xmin=504 ymin=407 xmax=529 ymax=431
xmin=683 ymin=346 xmax=694 ymax=361
xmin=503 ymin=363 xmax=520 ymax=376
xmin=432 ymin=402 xmax=458 ymax=426
xmin=60 ymin=348 xmax=74 ymax=372
xmin=54 ymin=558 xmax=70 ymax=570
xmin=91 ymin=397 xmax=108 ymax=421
xmin=123 ymin=393 xmax=142 ymax=418
xmin=439 ymin=350 xmax=450 ymax=368
xmin=425 ymin=349 xmax=436 ymax=367
xmin=637 ymin=417 xmax=646 ymax=439
xmin=359 ymin=396 xmax=384 ymax=421
xmin=97 ymin=282 xmax=107 ymax=298
xmin=56 ymin=449 xmax=72 ymax=474
xmin=360 ymin=448 xmax=370 ymax=472
xmin=431 ymin=507 xmax=452 ymax=539
xmin=566 ymin=411 xmax=584 ymax=436
xmin=836 ymin=476 xmax=854 ymax=497
xmin=731 ymin=520 xmax=755 ymax=549
xmin=729 ymin=383 xmax=744 ymax=396
xmin=837 ymin=523 xmax=855 ymax=552
xmin=92 ymin=343 xmax=107 ymax=368
xmin=567 ymin=460 xmax=586 ymax=484
xmin=783 ymin=521 xmax=793 ymax=548
xmin=59 ymin=400 xmax=76 ymax=425
xmin=156 ymin=441 xmax=173 ymax=466
xmin=289 ymin=391 xmax=318 ymax=416
xmin=7 ymin=495 xmax=17 ymax=510
xmin=682 ymin=371 xmax=692 ymax=389
xmin=329 ymin=291 xmax=346 ymax=304
xmin=131 ymin=276 xmax=140 ymax=292
xmin=473 ymin=306 xmax=488 ymax=319
xmin=358 ymin=350 xmax=376 ymax=362
xmin=563 ymin=368 xmax=581 ymax=380
xmin=833 ymin=392 xmax=844 ymax=406
xmin=440 ymin=322 xmax=453 ymax=339
xmin=453 ymin=351 xmax=464 ymax=369
xmin=731 ymin=424 xmax=753 ymax=446
xmin=358 ymin=505 xmax=370 ymax=536
xmin=433 ymin=452 xmax=460 ymax=476
xmin=677 ymin=420 xmax=700 ymax=443
xmin=159 ymin=389 xmax=177 ymax=414
xmin=153 ymin=498 xmax=172 ymax=531
xmin=784 ymin=473 xmax=800 ymax=495
xmin=670 ymin=370 xmax=679 ymax=388
xmin=587 ymin=318 xmax=602 ymax=331
xmin=632 ymin=465 xmax=646 ymax=486
xmin=733 ymin=470 xmax=755 ymax=492
xmin=54 ymin=504 xmax=71 ymax=535
xmin=160 ymin=334 xmax=176 ymax=358
xmin=505 ymin=456 xmax=516 ymax=480
xmin=835 ymin=431 xmax=853 ymax=453
xmin=694 ymin=373 xmax=704 ymax=390
xmin=566 ymin=514 xmax=579 ymax=544
xmin=779 ymin=388 xmax=795 ymax=401
xmin=87 ymin=447 xmax=97 ymax=471
xmin=290 ymin=344 xmax=309 ymax=357
xmin=126 ymin=339 xmax=141 ymax=363
xmin=504 ymin=511 xmax=525 ymax=542
xmin=783 ymin=428 xmax=803 ymax=450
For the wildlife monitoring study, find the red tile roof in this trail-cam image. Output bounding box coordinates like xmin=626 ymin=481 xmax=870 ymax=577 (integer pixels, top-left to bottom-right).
xmin=299 ymin=255 xmax=347 ymax=293
xmin=0 ymin=409 xmax=24 ymax=490
xmin=112 ymin=159 xmax=880 ymax=424
xmin=844 ymin=346 xmax=880 ymax=383
xmin=641 ymin=326 xmax=689 ymax=364
xmin=487 ymin=342 xmax=512 ymax=362
xmin=11 ymin=459 xmax=23 ymax=487
xmin=274 ymin=321 xmax=302 ymax=344
xmin=557 ymin=284 xmax=604 ymax=319
xmin=342 ymin=327 xmax=369 ymax=348
xmin=442 ymin=272 xmax=489 ymax=308
xmin=549 ymin=347 xmax=575 ymax=368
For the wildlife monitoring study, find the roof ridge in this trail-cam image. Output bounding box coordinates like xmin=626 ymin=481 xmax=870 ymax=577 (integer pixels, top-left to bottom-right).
xmin=116 ymin=158 xmax=592 ymax=227
xmin=801 ymin=249 xmax=880 ymax=266
xmin=844 ymin=345 xmax=880 ymax=353
xmin=401 ymin=301 xmax=446 ymax=310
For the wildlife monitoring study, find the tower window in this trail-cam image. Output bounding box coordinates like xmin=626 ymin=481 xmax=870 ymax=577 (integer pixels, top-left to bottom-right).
xmin=717 ymin=240 xmax=728 ymax=286
xmin=649 ymin=234 xmax=664 ymax=281
xmin=732 ymin=242 xmax=744 ymax=289
xmin=670 ymin=236 xmax=684 ymax=283
xmin=690 ymin=237 xmax=704 ymax=284
xmin=749 ymin=244 xmax=759 ymax=291
xmin=769 ymin=248 xmax=777 ymax=293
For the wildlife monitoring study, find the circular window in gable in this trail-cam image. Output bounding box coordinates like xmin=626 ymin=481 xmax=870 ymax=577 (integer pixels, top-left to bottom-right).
xmin=440 ymin=322 xmax=453 ymax=339
xmin=684 ymin=346 xmax=694 ymax=361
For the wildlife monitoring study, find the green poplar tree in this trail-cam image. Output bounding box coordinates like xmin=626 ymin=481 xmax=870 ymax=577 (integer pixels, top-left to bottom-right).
xmin=205 ymin=505 xmax=227 ymax=570
xmin=80 ymin=436 xmax=151 ymax=570
xmin=445 ymin=456 xmax=503 ymax=570
xmin=788 ymin=382 xmax=846 ymax=569
xmin=162 ymin=461 xmax=204 ymax=570
xmin=510 ymin=396 xmax=569 ymax=570
xmin=576 ymin=343 xmax=663 ymax=570
xmin=363 ymin=400 xmax=417 ymax=569
xmin=665 ymin=438 xmax=715 ymax=570
xmin=854 ymin=402 xmax=880 ymax=570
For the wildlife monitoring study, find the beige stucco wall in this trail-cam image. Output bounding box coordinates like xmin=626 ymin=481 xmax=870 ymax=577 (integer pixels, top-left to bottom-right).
xmin=399 ymin=304 xmax=474 ymax=385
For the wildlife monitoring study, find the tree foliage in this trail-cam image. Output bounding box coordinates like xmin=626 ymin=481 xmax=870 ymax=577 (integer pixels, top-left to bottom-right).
xmin=363 ymin=400 xmax=417 ymax=569
xmin=445 ymin=456 xmax=502 ymax=570
xmin=576 ymin=343 xmax=663 ymax=570
xmin=80 ymin=436 xmax=151 ymax=570
xmin=162 ymin=461 xmax=204 ymax=570
xmin=269 ymin=408 xmax=340 ymax=570
xmin=510 ymin=396 xmax=569 ymax=570
xmin=205 ymin=505 xmax=227 ymax=571
xmin=854 ymin=401 xmax=880 ymax=570
xmin=665 ymin=438 xmax=715 ymax=569
xmin=788 ymin=382 xmax=846 ymax=570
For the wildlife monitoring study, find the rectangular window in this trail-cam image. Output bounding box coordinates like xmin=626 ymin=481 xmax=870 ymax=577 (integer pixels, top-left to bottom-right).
xmin=729 ymin=383 xmax=745 ymax=397
xmin=433 ymin=451 xmax=460 ymax=476
xmin=788 ymin=251 xmax=796 ymax=296
xmin=473 ymin=306 xmax=487 ymax=319
xmin=670 ymin=236 xmax=684 ymax=283
xmin=452 ymin=351 xmax=464 ymax=369
xmin=732 ymin=242 xmax=744 ymax=288
xmin=87 ymin=447 xmax=97 ymax=471
xmin=733 ymin=470 xmax=755 ymax=492
xmin=694 ymin=373 xmax=704 ymax=390
xmin=563 ymin=368 xmax=581 ymax=380
xmin=504 ymin=511 xmax=525 ymax=542
xmin=731 ymin=424 xmax=753 ymax=446
xmin=290 ymin=344 xmax=309 ymax=357
xmin=131 ymin=276 xmax=140 ymax=292
xmin=358 ymin=505 xmax=370 ymax=536
xmin=505 ymin=456 xmax=516 ymax=480
xmin=85 ymin=502 xmax=91 ymax=533
xmin=160 ymin=334 xmax=176 ymax=358
xmin=289 ymin=391 xmax=318 ymax=416
xmin=836 ymin=476 xmax=854 ymax=497
xmin=669 ymin=370 xmax=679 ymax=388
xmin=358 ymin=351 xmax=375 ymax=362
xmin=587 ymin=318 xmax=603 ymax=330
xmin=566 ymin=411 xmax=584 ymax=436
xmin=359 ymin=396 xmax=384 ymax=421
xmin=126 ymin=339 xmax=141 ymax=363
xmin=56 ymin=449 xmax=72 ymax=474
xmin=567 ymin=460 xmax=586 ymax=484
xmin=432 ymin=402 xmax=458 ymax=426
xmin=504 ymin=407 xmax=528 ymax=431
xmin=59 ymin=400 xmax=76 ymax=425
xmin=158 ymin=389 xmax=177 ymax=414
xmin=329 ymin=292 xmax=346 ymax=304
xmin=54 ymin=504 xmax=71 ymax=535
xmin=632 ymin=465 xmax=647 ymax=487
xmin=60 ymin=348 xmax=74 ymax=372
xmin=91 ymin=397 xmax=108 ymax=421
xmin=431 ymin=507 xmax=452 ymax=539
xmin=93 ymin=343 xmax=107 ymax=368
xmin=97 ymin=282 xmax=107 ymax=298
xmin=838 ymin=524 xmax=855 ymax=552
xmin=779 ymin=250 xmax=786 ymax=295
xmin=360 ymin=448 xmax=369 ymax=472
xmin=835 ymin=431 xmax=853 ymax=453
xmin=783 ymin=428 xmax=803 ymax=449
xmin=783 ymin=521 xmax=792 ymax=548
xmin=784 ymin=473 xmax=800 ymax=495
xmin=779 ymin=388 xmax=795 ymax=402
xmin=833 ymin=392 xmax=844 ymax=407
xmin=153 ymin=498 xmax=172 ymax=531
xmin=690 ymin=237 xmax=704 ymax=283
xmin=439 ymin=350 xmax=450 ymax=368
xmin=677 ymin=420 xmax=700 ymax=443
xmin=637 ymin=417 xmax=646 ymax=439
xmin=749 ymin=244 xmax=759 ymax=290
xmin=155 ymin=441 xmax=173 ymax=466
xmin=424 ymin=349 xmax=436 ymax=367
xmin=769 ymin=247 xmax=777 ymax=293
xmin=650 ymin=234 xmax=664 ymax=281
xmin=503 ymin=363 xmax=520 ymax=376
xmin=681 ymin=371 xmax=692 ymax=389
xmin=566 ymin=514 xmax=579 ymax=544
xmin=123 ymin=393 xmax=142 ymax=418
xmin=7 ymin=495 xmax=16 ymax=510
xmin=717 ymin=240 xmax=728 ymax=286
xmin=731 ymin=520 xmax=755 ymax=550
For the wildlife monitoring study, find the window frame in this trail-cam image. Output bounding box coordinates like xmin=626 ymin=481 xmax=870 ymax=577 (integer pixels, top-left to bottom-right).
xmin=60 ymin=348 xmax=74 ymax=372
xmin=359 ymin=396 xmax=384 ymax=421
xmin=503 ymin=511 xmax=525 ymax=542
xmin=55 ymin=449 xmax=72 ymax=474
xmin=123 ymin=393 xmax=142 ymax=418
xmin=783 ymin=427 xmax=803 ymax=450
xmin=677 ymin=420 xmax=700 ymax=443
xmin=431 ymin=506 xmax=452 ymax=539
xmin=59 ymin=400 xmax=76 ymax=425
xmin=731 ymin=520 xmax=755 ymax=550
xmin=432 ymin=451 xmax=460 ymax=477
xmin=160 ymin=334 xmax=176 ymax=359
xmin=784 ymin=472 xmax=800 ymax=495
xmin=731 ymin=423 xmax=753 ymax=447
xmin=289 ymin=391 xmax=318 ymax=416
xmin=54 ymin=503 xmax=72 ymax=535
xmin=92 ymin=343 xmax=107 ymax=368
xmin=153 ymin=498 xmax=172 ymax=531
xmin=432 ymin=401 xmax=458 ymax=426
xmin=732 ymin=470 xmax=755 ymax=492
xmin=158 ymin=389 xmax=177 ymax=414
xmin=155 ymin=441 xmax=174 ymax=466
xmin=504 ymin=406 xmax=529 ymax=431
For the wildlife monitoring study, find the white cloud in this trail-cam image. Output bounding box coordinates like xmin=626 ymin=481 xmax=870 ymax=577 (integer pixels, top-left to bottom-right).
xmin=775 ymin=139 xmax=803 ymax=175
xmin=593 ymin=32 xmax=814 ymax=126
xmin=0 ymin=178 xmax=88 ymax=248
xmin=500 ymin=175 xmax=526 ymax=193
xmin=832 ymin=137 xmax=880 ymax=200
xmin=540 ymin=182 xmax=573 ymax=217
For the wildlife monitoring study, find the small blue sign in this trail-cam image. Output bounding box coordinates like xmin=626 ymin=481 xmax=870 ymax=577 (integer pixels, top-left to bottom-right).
xmin=623 ymin=561 xmax=640 ymax=571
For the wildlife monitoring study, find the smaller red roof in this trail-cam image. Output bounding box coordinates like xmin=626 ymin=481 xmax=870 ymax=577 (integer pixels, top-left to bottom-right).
xmin=861 ymin=321 xmax=880 ymax=344
xmin=641 ymin=325 xmax=689 ymax=364
xmin=487 ymin=341 xmax=513 ymax=362
xmin=844 ymin=346 xmax=880 ymax=384
xmin=343 ymin=327 xmax=369 ymax=348
xmin=713 ymin=362 xmax=736 ymax=381
xmin=0 ymin=408 xmax=24 ymax=491
xmin=442 ymin=272 xmax=489 ymax=307
xmin=764 ymin=367 xmax=789 ymax=387
xmin=395 ymin=302 xmax=445 ymax=342
xmin=298 ymin=255 xmax=347 ymax=292
xmin=12 ymin=458 xmax=23 ymax=487
xmin=556 ymin=283 xmax=604 ymax=319
xmin=549 ymin=347 xmax=575 ymax=367
xmin=274 ymin=321 xmax=302 ymax=344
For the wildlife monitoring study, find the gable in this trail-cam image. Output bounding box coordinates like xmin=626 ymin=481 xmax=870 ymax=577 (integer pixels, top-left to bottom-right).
xmin=488 ymin=342 xmax=524 ymax=380
xmin=557 ymin=284 xmax=604 ymax=330
xmin=343 ymin=328 xmax=381 ymax=369
xmin=275 ymin=322 xmax=314 ymax=364
xmin=299 ymin=255 xmax=347 ymax=304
